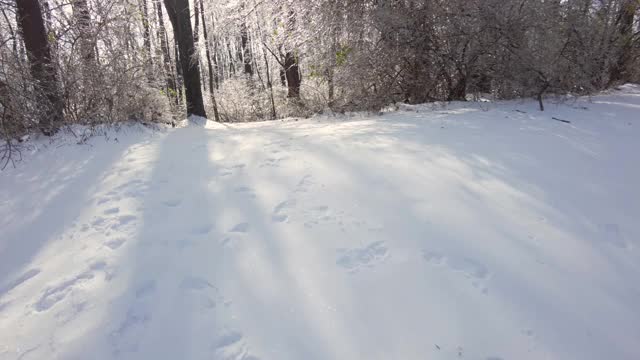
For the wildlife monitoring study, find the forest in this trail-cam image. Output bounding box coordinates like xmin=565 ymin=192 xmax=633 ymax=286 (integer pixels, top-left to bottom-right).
xmin=1 ymin=0 xmax=638 ymax=141
xmin=1 ymin=2 xmax=640 ymax=359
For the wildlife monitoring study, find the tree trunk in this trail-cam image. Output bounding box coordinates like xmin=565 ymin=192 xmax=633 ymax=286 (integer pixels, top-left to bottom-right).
xmin=16 ymin=0 xmax=64 ymax=135
xmin=155 ymin=0 xmax=178 ymax=104
xmin=263 ymin=46 xmax=277 ymax=119
xmin=199 ymin=0 xmax=220 ymax=122
xmin=138 ymin=0 xmax=152 ymax=80
xmin=240 ymin=22 xmax=253 ymax=76
xmin=447 ymin=75 xmax=467 ymax=101
xmin=609 ymin=0 xmax=637 ymax=85
xmin=163 ymin=0 xmax=206 ymax=118
xmin=193 ymin=0 xmax=207 ymax=92
xmin=284 ymin=51 xmax=300 ymax=98
xmin=227 ymin=40 xmax=236 ymax=75
xmin=284 ymin=7 xmax=300 ymax=97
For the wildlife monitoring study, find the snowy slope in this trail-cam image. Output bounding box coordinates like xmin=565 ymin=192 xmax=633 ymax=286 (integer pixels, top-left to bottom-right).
xmin=1 ymin=87 xmax=639 ymax=360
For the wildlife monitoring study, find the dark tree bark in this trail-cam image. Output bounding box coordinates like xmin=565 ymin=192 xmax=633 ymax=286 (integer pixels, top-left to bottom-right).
xmin=72 ymin=0 xmax=94 ymax=64
xmin=193 ymin=0 xmax=207 ymax=92
xmin=193 ymin=0 xmax=200 ymax=44
xmin=263 ymin=46 xmax=277 ymax=119
xmin=284 ymin=7 xmax=300 ymax=98
xmin=163 ymin=0 xmax=206 ymax=118
xmin=609 ymin=0 xmax=637 ymax=85
xmin=155 ymin=0 xmax=178 ymax=104
xmin=240 ymin=22 xmax=253 ymax=76
xmin=447 ymin=75 xmax=467 ymax=101
xmin=227 ymin=39 xmax=236 ymax=75
xmin=16 ymin=0 xmax=64 ymax=135
xmin=284 ymin=51 xmax=300 ymax=98
xmin=139 ymin=0 xmax=152 ymax=72
xmin=199 ymin=0 xmax=220 ymax=121
xmin=174 ymin=36 xmax=183 ymax=105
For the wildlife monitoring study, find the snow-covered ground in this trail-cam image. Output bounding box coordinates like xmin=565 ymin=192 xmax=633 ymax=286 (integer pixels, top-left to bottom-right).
xmin=1 ymin=86 xmax=639 ymax=360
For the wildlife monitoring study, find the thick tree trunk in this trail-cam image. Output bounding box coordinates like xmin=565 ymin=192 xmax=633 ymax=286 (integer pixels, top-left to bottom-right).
xmin=199 ymin=0 xmax=220 ymax=121
xmin=284 ymin=51 xmax=300 ymax=98
xmin=16 ymin=0 xmax=64 ymax=135
xmin=163 ymin=0 xmax=206 ymax=118
xmin=72 ymin=0 xmax=94 ymax=60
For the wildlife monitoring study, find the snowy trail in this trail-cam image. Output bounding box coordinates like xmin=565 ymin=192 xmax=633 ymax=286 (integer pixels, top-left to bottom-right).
xmin=1 ymin=88 xmax=640 ymax=360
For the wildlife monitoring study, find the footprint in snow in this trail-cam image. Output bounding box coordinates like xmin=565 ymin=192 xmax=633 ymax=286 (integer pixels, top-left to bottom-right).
xmin=423 ymin=251 xmax=490 ymax=294
xmin=103 ymin=207 xmax=120 ymax=215
xmin=110 ymin=303 xmax=153 ymax=356
xmin=162 ymin=199 xmax=182 ymax=207
xmin=34 ymin=261 xmax=107 ymax=311
xmin=181 ymin=276 xmax=215 ymax=291
xmin=336 ymin=241 xmax=389 ymax=273
xmin=272 ymin=200 xmax=296 ymax=223
xmin=135 ymin=280 xmax=156 ymax=299
xmin=212 ymin=330 xmax=260 ymax=360
xmin=422 ymin=251 xmax=445 ymax=265
xmin=192 ymin=223 xmax=214 ymax=235
xmin=180 ymin=276 xmax=218 ymax=310
xmin=229 ymin=222 xmax=250 ymax=233
xmin=105 ymin=237 xmax=127 ymax=250
xmin=234 ymin=187 xmax=256 ymax=199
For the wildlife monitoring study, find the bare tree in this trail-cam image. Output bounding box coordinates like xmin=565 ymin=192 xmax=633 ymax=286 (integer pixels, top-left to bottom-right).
xmin=163 ymin=0 xmax=206 ymax=117
xmin=16 ymin=0 xmax=64 ymax=134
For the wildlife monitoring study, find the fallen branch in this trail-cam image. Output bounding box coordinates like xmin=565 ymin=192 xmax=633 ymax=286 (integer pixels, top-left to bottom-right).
xmin=552 ymin=117 xmax=571 ymax=124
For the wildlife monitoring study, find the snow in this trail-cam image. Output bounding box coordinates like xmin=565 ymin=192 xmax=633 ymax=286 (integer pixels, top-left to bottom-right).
xmin=1 ymin=86 xmax=639 ymax=360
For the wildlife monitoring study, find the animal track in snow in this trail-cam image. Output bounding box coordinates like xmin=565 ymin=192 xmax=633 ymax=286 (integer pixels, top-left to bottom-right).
xmin=117 ymin=215 xmax=137 ymax=226
xmin=272 ymin=200 xmax=296 ymax=223
xmin=85 ymin=214 xmax=138 ymax=234
xmin=229 ymin=223 xmax=250 ymax=233
xmin=260 ymin=157 xmax=289 ymax=168
xmin=422 ymin=251 xmax=445 ymax=265
xmin=162 ymin=199 xmax=183 ymax=207
xmin=303 ymin=205 xmax=336 ymax=228
xmin=423 ymin=251 xmax=490 ymax=294
xmin=181 ymin=276 xmax=215 ymax=291
xmin=192 ymin=223 xmax=214 ymax=235
xmin=34 ymin=262 xmax=107 ymax=311
xmin=135 ymin=280 xmax=157 ymax=299
xmin=180 ymin=276 xmax=219 ymax=310
xmin=105 ymin=237 xmax=127 ymax=250
xmin=336 ymin=241 xmax=389 ymax=273
xmin=448 ymin=257 xmax=490 ymax=279
xmin=295 ymin=175 xmax=314 ymax=193
xmin=212 ymin=330 xmax=260 ymax=360
xmin=109 ymin=303 xmax=153 ymax=356
xmin=103 ymin=207 xmax=120 ymax=215
xmin=234 ymin=187 xmax=256 ymax=199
